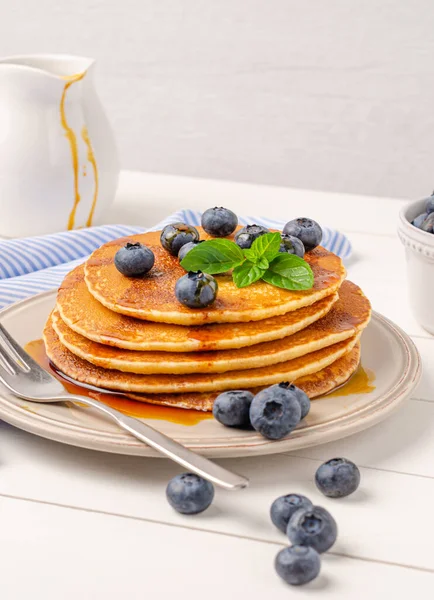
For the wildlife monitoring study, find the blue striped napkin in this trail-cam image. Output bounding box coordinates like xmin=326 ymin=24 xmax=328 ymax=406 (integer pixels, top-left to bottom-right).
xmin=0 ymin=210 xmax=351 ymax=309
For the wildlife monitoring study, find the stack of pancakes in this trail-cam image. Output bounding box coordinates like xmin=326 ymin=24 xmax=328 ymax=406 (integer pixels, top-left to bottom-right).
xmin=44 ymin=228 xmax=371 ymax=411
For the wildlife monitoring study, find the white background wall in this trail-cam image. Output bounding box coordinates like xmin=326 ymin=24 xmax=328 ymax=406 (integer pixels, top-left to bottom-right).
xmin=2 ymin=0 xmax=434 ymax=198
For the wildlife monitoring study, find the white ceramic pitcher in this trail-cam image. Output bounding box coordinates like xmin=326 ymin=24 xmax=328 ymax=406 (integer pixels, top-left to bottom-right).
xmin=0 ymin=54 xmax=119 ymax=237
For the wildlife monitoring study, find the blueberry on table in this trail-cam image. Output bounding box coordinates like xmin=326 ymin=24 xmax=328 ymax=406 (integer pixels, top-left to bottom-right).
xmin=166 ymin=473 xmax=214 ymax=515
xmin=212 ymin=390 xmax=254 ymax=428
xmin=178 ymin=240 xmax=203 ymax=262
xmin=114 ymin=242 xmax=155 ymax=277
xmin=275 ymin=545 xmax=321 ymax=586
xmin=249 ymin=383 xmax=301 ymax=440
xmin=315 ymin=457 xmax=360 ymax=498
xmin=201 ymin=207 xmax=238 ymax=237
xmin=234 ymin=224 xmax=270 ymax=249
xmin=283 ymin=218 xmax=322 ymax=251
xmin=421 ymin=212 xmax=434 ymax=233
xmin=175 ymin=271 xmax=218 ymax=308
xmin=160 ymin=222 xmax=200 ymax=256
xmin=287 ymin=506 xmax=337 ymax=553
xmin=270 ymin=494 xmax=313 ymax=533
xmin=279 ymin=234 xmax=305 ymax=258
xmin=412 ymin=212 xmax=429 ymax=229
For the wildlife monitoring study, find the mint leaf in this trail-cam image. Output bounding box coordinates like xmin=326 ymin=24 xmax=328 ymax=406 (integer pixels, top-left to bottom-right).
xmin=233 ymin=261 xmax=267 ymax=288
xmin=180 ymin=239 xmax=244 ymax=274
xmin=246 ymin=232 xmax=281 ymax=262
xmin=262 ymin=254 xmax=314 ymax=290
xmin=257 ymin=256 xmax=269 ymax=270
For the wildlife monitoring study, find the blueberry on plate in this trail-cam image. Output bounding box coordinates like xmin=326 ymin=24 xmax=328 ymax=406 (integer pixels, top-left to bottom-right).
xmin=425 ymin=193 xmax=434 ymax=214
xmin=234 ymin=224 xmax=270 ymax=249
xmin=283 ymin=218 xmax=322 ymax=252
xmin=178 ymin=240 xmax=203 ymax=262
xmin=279 ymin=234 xmax=305 ymax=258
xmin=201 ymin=207 xmax=238 ymax=238
xmin=212 ymin=390 xmax=254 ymax=428
xmin=166 ymin=473 xmax=214 ymax=515
xmin=279 ymin=382 xmax=310 ymax=420
xmin=160 ymin=222 xmax=200 ymax=256
xmin=270 ymin=494 xmax=313 ymax=533
xmin=275 ymin=545 xmax=321 ymax=586
xmin=421 ymin=212 xmax=434 ymax=233
xmin=412 ymin=212 xmax=428 ymax=229
xmin=114 ymin=242 xmax=155 ymax=277
xmin=287 ymin=506 xmax=337 ymax=553
xmin=175 ymin=271 xmax=218 ymax=308
xmin=315 ymin=457 xmax=360 ymax=498
xmin=249 ymin=383 xmax=301 ymax=440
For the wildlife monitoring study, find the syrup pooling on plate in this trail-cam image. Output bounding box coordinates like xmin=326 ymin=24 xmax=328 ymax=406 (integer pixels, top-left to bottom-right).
xmin=24 ymin=339 xmax=211 ymax=426
xmin=323 ymin=364 xmax=375 ymax=398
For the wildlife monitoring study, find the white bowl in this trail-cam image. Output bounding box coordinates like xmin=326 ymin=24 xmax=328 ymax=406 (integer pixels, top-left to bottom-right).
xmin=398 ymin=199 xmax=434 ymax=334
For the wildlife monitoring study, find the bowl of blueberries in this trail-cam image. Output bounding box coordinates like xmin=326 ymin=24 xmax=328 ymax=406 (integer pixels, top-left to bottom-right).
xmin=398 ymin=192 xmax=434 ymax=335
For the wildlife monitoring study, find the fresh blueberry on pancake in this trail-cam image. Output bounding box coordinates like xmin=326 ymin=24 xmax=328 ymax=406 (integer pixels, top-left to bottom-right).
xmin=275 ymin=545 xmax=321 ymax=586
xmin=249 ymin=383 xmax=301 ymax=440
xmin=175 ymin=271 xmax=218 ymax=308
xmin=283 ymin=218 xmax=322 ymax=252
xmin=201 ymin=207 xmax=238 ymax=237
xmin=114 ymin=242 xmax=155 ymax=277
xmin=234 ymin=224 xmax=270 ymax=249
xmin=279 ymin=234 xmax=305 ymax=258
xmin=160 ymin=222 xmax=200 ymax=256
xmin=287 ymin=506 xmax=337 ymax=553
xmin=178 ymin=240 xmax=203 ymax=261
xmin=270 ymin=494 xmax=313 ymax=534
xmin=315 ymin=458 xmax=360 ymax=498
xmin=166 ymin=473 xmax=214 ymax=515
xmin=212 ymin=390 xmax=254 ymax=428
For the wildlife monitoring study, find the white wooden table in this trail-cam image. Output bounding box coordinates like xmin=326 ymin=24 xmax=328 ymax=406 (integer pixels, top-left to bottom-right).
xmin=2 ymin=171 xmax=434 ymax=599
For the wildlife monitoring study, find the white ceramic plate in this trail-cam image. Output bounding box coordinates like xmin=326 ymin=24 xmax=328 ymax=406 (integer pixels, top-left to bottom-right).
xmin=0 ymin=291 xmax=421 ymax=458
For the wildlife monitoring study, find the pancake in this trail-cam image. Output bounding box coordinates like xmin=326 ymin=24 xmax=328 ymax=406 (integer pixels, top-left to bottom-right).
xmin=52 ymin=280 xmax=370 ymax=374
xmin=123 ymin=344 xmax=362 ymax=411
xmin=44 ymin=315 xmax=361 ymax=393
xmin=56 ymin=266 xmax=339 ymax=352
xmin=84 ymin=228 xmax=346 ymax=325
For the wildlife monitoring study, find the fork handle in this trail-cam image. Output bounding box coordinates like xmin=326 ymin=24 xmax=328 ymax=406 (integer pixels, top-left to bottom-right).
xmin=62 ymin=394 xmax=249 ymax=491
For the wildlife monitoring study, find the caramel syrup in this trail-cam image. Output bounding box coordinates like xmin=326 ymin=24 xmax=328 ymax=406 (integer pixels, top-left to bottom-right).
xmin=60 ymin=74 xmax=99 ymax=230
xmin=24 ymin=339 xmax=212 ymax=426
xmin=323 ymin=364 xmax=375 ymax=398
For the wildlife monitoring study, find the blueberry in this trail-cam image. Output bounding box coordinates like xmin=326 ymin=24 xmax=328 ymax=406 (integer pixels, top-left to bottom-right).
xmin=275 ymin=545 xmax=321 ymax=586
xmin=212 ymin=390 xmax=254 ymax=428
xmin=287 ymin=506 xmax=337 ymax=553
xmin=279 ymin=234 xmax=305 ymax=258
xmin=114 ymin=242 xmax=155 ymax=277
xmin=270 ymin=494 xmax=313 ymax=533
xmin=234 ymin=224 xmax=270 ymax=249
xmin=166 ymin=473 xmax=214 ymax=515
xmin=315 ymin=458 xmax=360 ymax=498
xmin=160 ymin=222 xmax=200 ymax=256
xmin=201 ymin=207 xmax=238 ymax=238
xmin=283 ymin=218 xmax=322 ymax=252
xmin=421 ymin=212 xmax=434 ymax=233
xmin=288 ymin=384 xmax=311 ymax=420
xmin=412 ymin=212 xmax=428 ymax=229
xmin=178 ymin=240 xmax=203 ymax=262
xmin=175 ymin=271 xmax=218 ymax=308
xmin=425 ymin=193 xmax=434 ymax=214
xmin=249 ymin=383 xmax=301 ymax=440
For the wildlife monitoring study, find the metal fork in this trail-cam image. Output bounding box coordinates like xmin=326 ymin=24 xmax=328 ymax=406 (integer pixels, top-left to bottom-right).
xmin=0 ymin=323 xmax=248 ymax=491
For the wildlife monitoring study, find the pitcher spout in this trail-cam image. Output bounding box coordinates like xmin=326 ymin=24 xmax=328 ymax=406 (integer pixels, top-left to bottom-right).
xmin=0 ymin=54 xmax=95 ymax=79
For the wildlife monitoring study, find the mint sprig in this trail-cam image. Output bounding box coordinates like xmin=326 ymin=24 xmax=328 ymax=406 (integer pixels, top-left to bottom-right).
xmin=180 ymin=232 xmax=314 ymax=290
